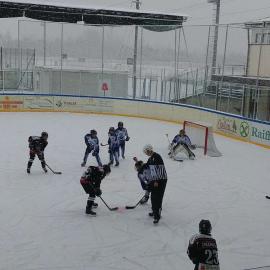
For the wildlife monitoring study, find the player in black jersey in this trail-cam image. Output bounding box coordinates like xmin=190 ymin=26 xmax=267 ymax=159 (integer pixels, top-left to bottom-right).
xmin=27 ymin=131 xmax=48 ymax=173
xmin=80 ymin=164 xmax=111 ymax=215
xmin=187 ymin=219 xmax=220 ymax=270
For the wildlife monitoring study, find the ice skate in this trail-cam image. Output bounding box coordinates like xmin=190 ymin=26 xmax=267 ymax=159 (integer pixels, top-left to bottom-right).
xmin=85 ymin=207 xmax=96 ymax=215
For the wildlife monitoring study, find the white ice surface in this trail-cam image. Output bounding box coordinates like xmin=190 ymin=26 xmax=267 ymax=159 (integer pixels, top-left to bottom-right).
xmin=0 ymin=112 xmax=270 ymax=270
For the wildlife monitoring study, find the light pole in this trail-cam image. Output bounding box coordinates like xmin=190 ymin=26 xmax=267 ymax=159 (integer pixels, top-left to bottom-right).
xmin=132 ymin=0 xmax=141 ymax=99
xmin=207 ymin=0 xmax=221 ymax=75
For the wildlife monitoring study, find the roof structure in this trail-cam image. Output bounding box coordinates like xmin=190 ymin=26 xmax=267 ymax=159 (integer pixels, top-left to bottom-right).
xmin=245 ymin=17 xmax=270 ymax=28
xmin=0 ymin=0 xmax=188 ymax=30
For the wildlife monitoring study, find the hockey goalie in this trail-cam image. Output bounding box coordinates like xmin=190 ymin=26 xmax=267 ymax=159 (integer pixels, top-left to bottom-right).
xmin=168 ymin=129 xmax=196 ymax=160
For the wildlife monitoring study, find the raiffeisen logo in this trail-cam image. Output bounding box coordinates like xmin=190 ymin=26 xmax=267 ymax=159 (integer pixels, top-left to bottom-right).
xmin=240 ymin=121 xmax=249 ymax=138
xmin=252 ymin=127 xmax=270 ymax=141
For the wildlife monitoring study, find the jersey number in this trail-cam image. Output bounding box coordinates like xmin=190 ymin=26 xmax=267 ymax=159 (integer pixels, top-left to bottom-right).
xmin=205 ymin=249 xmax=219 ymax=265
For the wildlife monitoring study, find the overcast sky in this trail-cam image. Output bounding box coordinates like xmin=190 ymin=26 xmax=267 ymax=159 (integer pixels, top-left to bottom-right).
xmin=1 ymin=0 xmax=269 ymax=61
xmin=52 ymin=0 xmax=270 ymax=25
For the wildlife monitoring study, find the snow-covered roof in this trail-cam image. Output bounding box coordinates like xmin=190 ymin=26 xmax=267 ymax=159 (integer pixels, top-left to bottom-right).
xmin=0 ymin=0 xmax=188 ymax=17
xmin=245 ymin=17 xmax=270 ymax=28
xmin=0 ymin=0 xmax=188 ymax=29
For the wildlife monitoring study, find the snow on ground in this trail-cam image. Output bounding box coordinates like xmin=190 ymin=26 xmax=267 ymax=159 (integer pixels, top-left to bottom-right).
xmin=0 ymin=112 xmax=269 ymax=270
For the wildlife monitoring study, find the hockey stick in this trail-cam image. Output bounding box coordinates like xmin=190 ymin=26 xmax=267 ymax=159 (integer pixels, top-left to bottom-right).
xmin=87 ymin=181 xmax=118 ymax=211
xmin=45 ymin=163 xmax=62 ymax=174
xmin=98 ymin=195 xmax=118 ymax=211
xmin=125 ymin=195 xmax=146 ymax=209
xmin=100 ymin=143 xmax=108 ymax=146
xmin=165 ymin=134 xmax=171 ymax=144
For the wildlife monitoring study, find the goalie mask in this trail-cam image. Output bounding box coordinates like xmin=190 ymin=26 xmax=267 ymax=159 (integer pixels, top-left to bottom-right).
xmin=179 ymin=129 xmax=185 ymax=136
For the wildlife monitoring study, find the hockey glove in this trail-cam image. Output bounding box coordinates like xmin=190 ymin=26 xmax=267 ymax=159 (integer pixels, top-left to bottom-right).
xmin=190 ymin=144 xmax=196 ymax=150
xmin=95 ymin=188 xmax=102 ymax=197
xmin=125 ymin=136 xmax=130 ymax=141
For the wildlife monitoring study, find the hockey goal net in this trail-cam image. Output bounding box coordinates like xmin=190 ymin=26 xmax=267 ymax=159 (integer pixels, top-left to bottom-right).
xmin=183 ymin=121 xmax=222 ymax=157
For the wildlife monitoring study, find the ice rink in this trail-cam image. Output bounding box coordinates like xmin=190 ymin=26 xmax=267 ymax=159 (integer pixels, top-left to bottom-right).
xmin=0 ymin=112 xmax=270 ymax=270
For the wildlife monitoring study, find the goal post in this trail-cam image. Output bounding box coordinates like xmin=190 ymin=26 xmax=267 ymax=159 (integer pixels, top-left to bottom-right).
xmin=183 ymin=120 xmax=222 ymax=157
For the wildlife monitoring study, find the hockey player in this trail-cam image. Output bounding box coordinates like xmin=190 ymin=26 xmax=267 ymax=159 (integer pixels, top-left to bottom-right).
xmin=168 ymin=129 xmax=196 ymax=160
xmin=80 ymin=164 xmax=111 ymax=215
xmin=142 ymin=144 xmax=168 ymax=224
xmin=187 ymin=219 xmax=220 ymax=270
xmin=81 ymin=129 xmax=102 ymax=167
xmin=133 ymin=158 xmax=150 ymax=204
xmin=27 ymin=131 xmax=48 ymax=174
xmin=108 ymin=127 xmax=120 ymax=166
xmin=115 ymin=121 xmax=130 ymax=159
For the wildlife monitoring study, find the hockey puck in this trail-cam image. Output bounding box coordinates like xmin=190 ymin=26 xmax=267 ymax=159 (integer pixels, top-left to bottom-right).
xmin=265 ymin=195 xmax=270 ymax=199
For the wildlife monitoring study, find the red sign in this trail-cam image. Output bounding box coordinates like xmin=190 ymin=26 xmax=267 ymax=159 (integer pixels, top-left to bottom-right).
xmin=101 ymin=82 xmax=109 ymax=91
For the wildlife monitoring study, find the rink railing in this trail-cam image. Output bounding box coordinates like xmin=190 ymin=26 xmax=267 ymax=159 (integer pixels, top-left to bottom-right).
xmin=0 ymin=93 xmax=269 ymax=149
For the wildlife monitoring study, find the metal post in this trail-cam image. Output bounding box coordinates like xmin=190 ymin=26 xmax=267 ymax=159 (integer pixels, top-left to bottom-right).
xmin=175 ymin=29 xmax=177 ymax=97
xmin=204 ymin=26 xmax=211 ymax=94
xmin=253 ymin=26 xmax=264 ymax=119
xmin=101 ymin=25 xmax=105 ymax=96
xmin=132 ymin=0 xmax=140 ymax=99
xmin=139 ymin=27 xmax=143 ymax=98
xmin=207 ymin=0 xmax=220 ymax=75
xmin=43 ymin=21 xmax=46 ymax=66
xmin=60 ymin=23 xmax=63 ymax=95
xmin=216 ymin=24 xmax=229 ymax=111
xmin=17 ymin=20 xmax=21 ymax=89
xmin=0 ymin=46 xmax=2 ymax=90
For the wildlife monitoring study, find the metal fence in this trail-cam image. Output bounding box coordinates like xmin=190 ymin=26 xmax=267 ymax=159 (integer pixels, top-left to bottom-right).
xmin=0 ymin=19 xmax=269 ymax=122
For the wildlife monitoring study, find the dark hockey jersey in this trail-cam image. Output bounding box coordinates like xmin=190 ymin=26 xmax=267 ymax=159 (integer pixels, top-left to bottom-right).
xmin=187 ymin=233 xmax=219 ymax=269
xmin=80 ymin=166 xmax=105 ymax=189
xmin=146 ymin=152 xmax=164 ymax=166
xmin=28 ymin=136 xmax=48 ymax=152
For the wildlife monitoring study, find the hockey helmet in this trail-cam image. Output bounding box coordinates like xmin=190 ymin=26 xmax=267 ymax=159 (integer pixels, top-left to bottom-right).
xmin=90 ymin=129 xmax=97 ymax=136
xmin=109 ymin=127 xmax=115 ymax=134
xmin=103 ymin=164 xmax=111 ymax=175
xmin=41 ymin=131 xmax=48 ymax=139
xmin=143 ymin=144 xmax=153 ymax=155
xmin=118 ymin=121 xmax=123 ymax=128
xmin=199 ymin=219 xmax=212 ymax=235
xmin=134 ymin=160 xmax=144 ymax=171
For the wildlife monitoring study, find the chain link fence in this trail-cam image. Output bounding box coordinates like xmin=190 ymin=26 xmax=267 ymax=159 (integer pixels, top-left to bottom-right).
xmin=0 ymin=19 xmax=269 ymax=121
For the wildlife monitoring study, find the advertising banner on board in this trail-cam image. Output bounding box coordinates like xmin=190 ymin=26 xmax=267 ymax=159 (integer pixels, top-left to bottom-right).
xmin=0 ymin=95 xmax=24 ymax=111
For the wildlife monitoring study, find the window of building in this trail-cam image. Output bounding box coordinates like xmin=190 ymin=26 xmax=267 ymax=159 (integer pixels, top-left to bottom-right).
xmin=267 ymin=33 xmax=270 ymax=44
xmin=261 ymin=33 xmax=266 ymax=43
xmin=255 ymin=33 xmax=261 ymax=43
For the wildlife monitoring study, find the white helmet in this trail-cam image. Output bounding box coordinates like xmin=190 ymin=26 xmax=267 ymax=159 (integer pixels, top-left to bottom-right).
xmin=143 ymin=144 xmax=153 ymax=154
